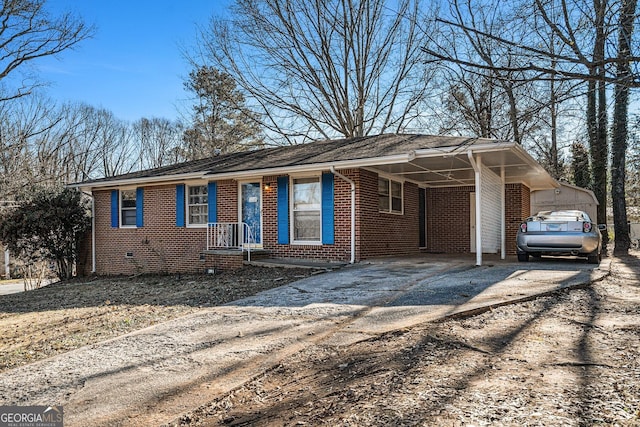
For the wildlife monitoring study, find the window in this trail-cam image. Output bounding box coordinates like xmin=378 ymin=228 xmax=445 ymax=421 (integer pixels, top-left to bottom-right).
xmin=378 ymin=177 xmax=403 ymax=214
xmin=187 ymin=185 xmax=208 ymax=225
xmin=292 ymin=177 xmax=321 ymax=242
xmin=120 ymin=190 xmax=137 ymax=226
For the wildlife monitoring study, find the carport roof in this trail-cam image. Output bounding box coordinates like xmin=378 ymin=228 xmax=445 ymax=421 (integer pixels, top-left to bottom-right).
xmin=73 ymin=134 xmax=557 ymax=191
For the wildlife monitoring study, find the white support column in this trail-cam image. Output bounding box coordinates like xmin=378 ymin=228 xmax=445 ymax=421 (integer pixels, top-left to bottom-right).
xmin=4 ymin=248 xmax=10 ymax=280
xmin=468 ymin=151 xmax=482 ymax=266
xmin=501 ymin=167 xmax=506 ymax=260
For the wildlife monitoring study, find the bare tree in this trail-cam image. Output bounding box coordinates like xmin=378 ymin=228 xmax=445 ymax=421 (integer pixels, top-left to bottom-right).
xmin=610 ymin=0 xmax=637 ymax=254
xmin=0 ymin=94 xmax=62 ymax=198
xmin=428 ymin=0 xmax=584 ymax=182
xmin=0 ymin=0 xmax=94 ymax=102
xmin=133 ymin=117 xmax=185 ymax=169
xmin=426 ymin=0 xmax=639 ymax=251
xmin=91 ymin=111 xmax=136 ymax=178
xmin=196 ymin=0 xmax=434 ymax=144
xmin=438 ymin=69 xmax=499 ymax=138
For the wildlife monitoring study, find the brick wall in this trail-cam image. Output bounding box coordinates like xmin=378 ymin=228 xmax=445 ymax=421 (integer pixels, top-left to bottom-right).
xmin=505 ymin=183 xmax=530 ymax=255
xmin=424 ymin=184 xmax=530 ymax=255
xmin=359 ymin=169 xmax=421 ymax=258
xmin=217 ymin=180 xmax=238 ymax=222
xmin=88 ymin=174 xmax=532 ymax=275
xmin=261 ymin=171 xmax=355 ymax=263
xmin=426 ymin=186 xmax=474 ymax=253
xmin=93 ymin=186 xmax=209 ymax=275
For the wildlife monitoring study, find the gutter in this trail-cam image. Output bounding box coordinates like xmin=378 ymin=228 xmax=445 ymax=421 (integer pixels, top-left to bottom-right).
xmin=82 ymin=191 xmax=96 ymax=274
xmin=330 ymin=166 xmax=356 ymax=264
xmin=70 ymin=153 xmax=417 ymax=191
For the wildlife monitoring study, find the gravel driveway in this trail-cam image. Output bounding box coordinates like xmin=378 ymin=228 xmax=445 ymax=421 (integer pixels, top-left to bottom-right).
xmin=0 ymin=255 xmax=608 ymax=426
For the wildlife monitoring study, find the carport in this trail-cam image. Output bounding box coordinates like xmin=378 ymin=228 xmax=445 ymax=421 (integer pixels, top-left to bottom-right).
xmin=367 ymin=138 xmax=557 ymax=265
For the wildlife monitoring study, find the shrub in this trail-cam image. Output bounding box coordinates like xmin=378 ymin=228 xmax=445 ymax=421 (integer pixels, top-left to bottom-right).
xmin=0 ymin=187 xmax=91 ymax=282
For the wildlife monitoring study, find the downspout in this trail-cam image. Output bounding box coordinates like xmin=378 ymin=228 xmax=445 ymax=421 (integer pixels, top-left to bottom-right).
xmin=83 ymin=191 xmax=96 ymax=274
xmin=330 ymin=166 xmax=356 ymax=264
xmin=467 ymin=151 xmax=482 ymax=266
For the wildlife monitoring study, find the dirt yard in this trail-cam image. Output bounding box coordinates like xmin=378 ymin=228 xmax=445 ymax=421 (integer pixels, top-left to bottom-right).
xmin=1 ymin=255 xmax=639 ymax=426
xmin=0 ymin=267 xmax=315 ymax=373
xmin=167 ymin=254 xmax=640 ymax=427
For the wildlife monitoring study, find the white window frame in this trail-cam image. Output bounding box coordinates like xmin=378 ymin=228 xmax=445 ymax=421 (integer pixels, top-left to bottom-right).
xmin=186 ymin=184 xmax=208 ymax=227
xmin=290 ymin=174 xmax=322 ymax=245
xmin=120 ymin=188 xmax=137 ymax=228
xmin=378 ymin=175 xmax=404 ymax=215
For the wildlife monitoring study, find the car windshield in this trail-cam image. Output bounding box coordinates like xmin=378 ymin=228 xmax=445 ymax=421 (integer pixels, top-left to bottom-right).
xmin=532 ymin=211 xmax=588 ymax=221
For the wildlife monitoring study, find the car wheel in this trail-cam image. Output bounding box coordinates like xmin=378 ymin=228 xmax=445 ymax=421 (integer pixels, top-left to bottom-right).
xmin=587 ymin=249 xmax=600 ymax=264
xmin=517 ymin=252 xmax=529 ymax=262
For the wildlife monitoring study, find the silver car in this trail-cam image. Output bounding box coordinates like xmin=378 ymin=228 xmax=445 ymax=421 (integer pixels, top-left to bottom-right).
xmin=516 ymin=210 xmax=602 ymax=264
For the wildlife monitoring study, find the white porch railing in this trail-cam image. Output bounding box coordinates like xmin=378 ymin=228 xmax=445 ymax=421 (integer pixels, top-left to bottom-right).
xmin=207 ymin=222 xmax=254 ymax=262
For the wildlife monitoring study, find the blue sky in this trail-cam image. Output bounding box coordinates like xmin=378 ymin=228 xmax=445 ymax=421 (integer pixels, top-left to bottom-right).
xmin=36 ymin=0 xmax=231 ymax=122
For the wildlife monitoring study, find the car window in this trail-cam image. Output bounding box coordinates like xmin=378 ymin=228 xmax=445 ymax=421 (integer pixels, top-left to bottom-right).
xmin=533 ymin=211 xmax=586 ymax=221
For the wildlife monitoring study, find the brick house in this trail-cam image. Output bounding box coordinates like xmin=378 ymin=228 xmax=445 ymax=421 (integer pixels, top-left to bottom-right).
xmin=72 ymin=134 xmax=557 ymax=275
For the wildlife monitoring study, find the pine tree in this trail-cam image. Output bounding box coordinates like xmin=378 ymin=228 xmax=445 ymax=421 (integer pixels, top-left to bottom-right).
xmin=183 ymin=66 xmax=263 ymax=159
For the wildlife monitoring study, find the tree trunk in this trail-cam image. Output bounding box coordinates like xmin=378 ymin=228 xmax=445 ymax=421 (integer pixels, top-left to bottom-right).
xmin=589 ymin=0 xmax=609 ymax=243
xmin=611 ymin=0 xmax=637 ymax=256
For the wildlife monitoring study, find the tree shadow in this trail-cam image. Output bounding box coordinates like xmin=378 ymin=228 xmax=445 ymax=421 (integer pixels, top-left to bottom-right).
xmin=170 ymin=256 xmax=630 ymax=426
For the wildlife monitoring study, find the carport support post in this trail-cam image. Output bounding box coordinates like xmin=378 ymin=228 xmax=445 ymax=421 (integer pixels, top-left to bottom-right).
xmin=468 ymin=151 xmax=482 ymax=266
xmin=501 ymin=167 xmax=506 ymax=260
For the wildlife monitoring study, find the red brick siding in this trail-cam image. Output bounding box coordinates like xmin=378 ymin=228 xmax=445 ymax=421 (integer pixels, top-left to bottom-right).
xmin=505 ymin=183 xmax=530 ymax=255
xmin=93 ymin=186 xmax=208 ymax=275
xmin=88 ymin=174 xmax=532 ymax=275
xmin=424 ymin=183 xmax=530 ymax=255
xmin=261 ymin=172 xmax=354 ymax=262
xmin=425 ymin=186 xmax=474 ymax=253
xmin=203 ymin=253 xmax=243 ymax=271
xmin=217 ymin=180 xmax=238 ymax=222
xmin=359 ymin=169 xmax=421 ymax=258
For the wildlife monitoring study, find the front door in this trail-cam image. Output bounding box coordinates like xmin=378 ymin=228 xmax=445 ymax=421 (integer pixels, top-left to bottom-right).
xmin=240 ymin=182 xmax=262 ymax=245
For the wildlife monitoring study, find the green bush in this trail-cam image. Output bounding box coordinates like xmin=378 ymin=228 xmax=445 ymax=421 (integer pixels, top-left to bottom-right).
xmin=0 ymin=187 xmax=91 ymax=280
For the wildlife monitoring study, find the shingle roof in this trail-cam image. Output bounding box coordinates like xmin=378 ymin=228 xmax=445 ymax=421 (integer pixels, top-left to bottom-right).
xmin=76 ymin=134 xmax=496 ymax=187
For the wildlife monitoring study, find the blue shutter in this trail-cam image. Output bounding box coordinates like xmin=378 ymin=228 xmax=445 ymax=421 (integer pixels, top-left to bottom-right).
xmin=321 ymin=173 xmax=334 ymax=244
xmin=277 ymin=176 xmax=289 ymax=244
xmin=111 ymin=190 xmax=119 ymax=228
xmin=207 ymin=182 xmax=217 ymax=223
xmin=136 ymin=187 xmax=144 ymax=227
xmin=176 ymin=184 xmax=185 ymax=227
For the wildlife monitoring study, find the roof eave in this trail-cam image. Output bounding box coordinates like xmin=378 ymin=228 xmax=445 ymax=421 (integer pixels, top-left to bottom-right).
xmin=509 ymin=143 xmax=559 ymax=190
xmin=67 ymin=152 xmax=417 ymax=191
xmin=68 ymin=171 xmax=210 ymax=192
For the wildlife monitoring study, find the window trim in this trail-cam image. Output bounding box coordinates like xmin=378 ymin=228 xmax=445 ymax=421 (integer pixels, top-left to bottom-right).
xmin=119 ymin=188 xmax=137 ymax=228
xmin=186 ymin=183 xmax=209 ymax=228
xmin=290 ymin=174 xmax=322 ymax=245
xmin=378 ymin=175 xmax=404 ymax=215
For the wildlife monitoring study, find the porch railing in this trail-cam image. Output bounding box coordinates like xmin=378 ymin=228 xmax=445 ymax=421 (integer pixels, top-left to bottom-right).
xmin=207 ymin=222 xmax=254 ymax=262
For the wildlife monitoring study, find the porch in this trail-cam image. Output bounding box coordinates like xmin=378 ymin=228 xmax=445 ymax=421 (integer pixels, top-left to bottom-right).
xmin=204 ymin=222 xmax=267 ymax=271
